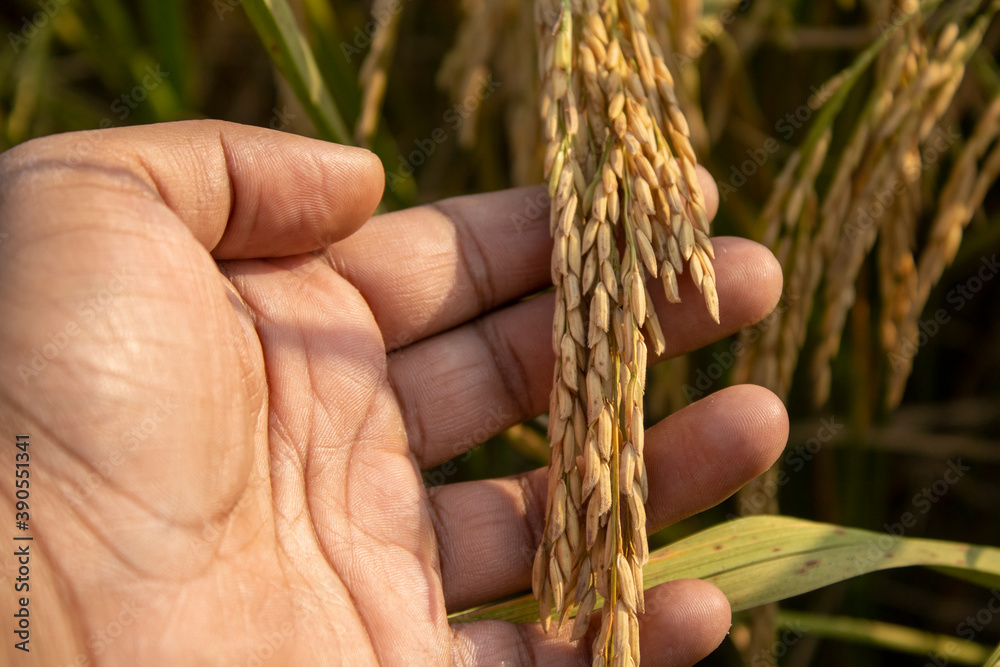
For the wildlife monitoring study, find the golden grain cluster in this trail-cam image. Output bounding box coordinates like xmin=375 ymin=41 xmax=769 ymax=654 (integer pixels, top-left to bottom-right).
xmin=530 ymin=0 xmax=716 ymax=663
xmin=733 ymin=2 xmax=1000 ymax=411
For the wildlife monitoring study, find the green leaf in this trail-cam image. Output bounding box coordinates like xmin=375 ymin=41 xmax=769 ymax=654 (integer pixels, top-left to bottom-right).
xmin=449 ymin=516 xmax=1000 ymax=624
xmin=982 ymin=642 xmax=1000 ymax=667
xmin=776 ymin=611 xmax=992 ymax=666
xmin=242 ymin=0 xmax=351 ymax=143
xmin=137 ymin=0 xmax=193 ymax=108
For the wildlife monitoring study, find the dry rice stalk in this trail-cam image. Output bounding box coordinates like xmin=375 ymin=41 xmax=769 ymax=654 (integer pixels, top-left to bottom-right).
xmin=731 ymin=131 xmax=830 ymax=399
xmin=729 ymin=3 xmax=998 ymax=662
xmin=809 ymin=25 xmax=927 ymax=405
xmin=354 ymin=0 xmax=404 ymax=147
xmin=532 ymin=0 xmax=716 ymax=663
xmin=876 ymin=145 xmax=921 ymax=381
xmin=813 ymin=7 xmax=997 ymax=406
xmin=886 ymin=94 xmax=1000 ymax=406
xmin=439 ymin=0 xmax=544 ymax=184
xmin=437 ymin=0 xmax=508 ymax=148
xmin=731 ymin=7 xmax=923 ymax=664
xmin=646 ymin=0 xmax=710 ymax=153
xmin=495 ymin=0 xmax=546 ymax=185
xmin=732 ymin=0 xmax=969 ymax=403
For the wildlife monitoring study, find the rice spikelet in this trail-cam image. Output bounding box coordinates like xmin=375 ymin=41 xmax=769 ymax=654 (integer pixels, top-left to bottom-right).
xmin=355 ymin=0 xmax=404 ymax=147
xmin=532 ymin=0 xmax=716 ymax=662
xmin=439 ymin=0 xmax=544 ymax=184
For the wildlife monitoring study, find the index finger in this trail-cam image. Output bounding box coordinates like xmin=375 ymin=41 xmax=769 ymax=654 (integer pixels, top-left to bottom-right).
xmin=0 ymin=120 xmax=385 ymax=258
xmin=322 ymin=170 xmax=719 ymax=351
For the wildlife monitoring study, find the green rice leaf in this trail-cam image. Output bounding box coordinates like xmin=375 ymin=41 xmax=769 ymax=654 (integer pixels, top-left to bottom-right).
xmin=449 ymin=516 xmax=1000 ymax=624
xmin=242 ymin=0 xmax=351 ymax=143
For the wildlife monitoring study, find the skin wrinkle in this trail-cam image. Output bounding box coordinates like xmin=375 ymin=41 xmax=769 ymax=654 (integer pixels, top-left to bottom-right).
xmin=215 ymin=277 xmax=269 ymax=420
xmin=222 ymin=138 xmax=266 ymax=257
xmin=304 ymin=492 xmax=376 ymax=664
xmin=385 ymin=350 xmax=433 ymax=467
xmin=216 ymin=130 xmax=241 ymax=253
xmin=430 ymin=199 xmax=497 ymax=316
xmin=474 ymin=312 xmax=535 ymax=436
xmin=386 ymin=296 xmax=553 ymax=470
xmin=10 ymin=160 xmax=163 ymax=218
xmin=6 ymin=408 xmax=230 ymax=560
xmin=386 ymin=238 xmax=782 ymax=472
xmin=516 ymin=622 xmax=546 ymax=666
xmin=0 ymin=122 xmax=789 ymax=666
xmin=32 ymin=530 xmax=94 ymax=665
xmin=425 ymin=486 xmax=458 ymax=604
xmin=308 ymin=386 xmax=422 ymax=663
xmin=132 ymin=151 xmax=171 ymax=215
xmin=238 ymin=264 xmax=387 ymax=663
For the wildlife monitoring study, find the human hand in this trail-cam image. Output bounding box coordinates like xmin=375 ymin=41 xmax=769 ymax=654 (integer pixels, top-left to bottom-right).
xmin=0 ymin=121 xmax=787 ymax=665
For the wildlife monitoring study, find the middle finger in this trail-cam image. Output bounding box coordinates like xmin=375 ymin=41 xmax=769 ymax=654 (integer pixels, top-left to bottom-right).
xmin=390 ymin=237 xmax=783 ymax=470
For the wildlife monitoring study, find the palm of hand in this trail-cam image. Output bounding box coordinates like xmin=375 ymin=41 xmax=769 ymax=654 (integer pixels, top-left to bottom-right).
xmin=0 ymin=121 xmax=786 ymax=666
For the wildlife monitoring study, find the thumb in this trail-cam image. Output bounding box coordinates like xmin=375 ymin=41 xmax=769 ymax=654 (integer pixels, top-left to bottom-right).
xmin=0 ymin=119 xmax=385 ymax=258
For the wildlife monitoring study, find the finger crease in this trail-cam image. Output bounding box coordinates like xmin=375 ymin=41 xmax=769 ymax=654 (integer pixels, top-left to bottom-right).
xmin=385 ymin=356 xmax=431 ymax=466
xmin=475 ymin=315 xmax=532 ymax=430
xmin=424 ymin=488 xmax=456 ymax=589
xmin=431 ymin=200 xmax=495 ymax=314
xmin=515 ymin=622 xmax=541 ymax=665
xmin=519 ymin=472 xmax=546 ymax=562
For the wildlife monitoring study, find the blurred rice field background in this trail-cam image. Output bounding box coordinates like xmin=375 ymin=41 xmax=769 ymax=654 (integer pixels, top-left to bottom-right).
xmin=2 ymin=0 xmax=1000 ymax=665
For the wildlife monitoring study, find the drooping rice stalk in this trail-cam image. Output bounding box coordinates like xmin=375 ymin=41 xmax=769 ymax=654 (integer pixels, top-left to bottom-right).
xmin=438 ymin=0 xmax=544 ymax=185
xmin=731 ymin=0 xmax=999 ymax=410
xmin=532 ymin=0 xmax=717 ymax=662
xmin=727 ymin=1 xmax=998 ymax=662
xmin=811 ymin=6 xmax=998 ymax=408
xmin=355 ymin=0 xmax=404 ymax=147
